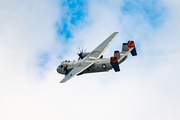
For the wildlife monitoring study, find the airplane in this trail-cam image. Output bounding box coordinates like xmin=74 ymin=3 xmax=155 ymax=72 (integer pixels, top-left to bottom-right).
xmin=57 ymin=32 xmax=137 ymax=83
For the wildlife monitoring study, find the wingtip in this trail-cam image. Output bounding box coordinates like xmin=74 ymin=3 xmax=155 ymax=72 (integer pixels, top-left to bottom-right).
xmin=59 ymin=80 xmax=65 ymax=83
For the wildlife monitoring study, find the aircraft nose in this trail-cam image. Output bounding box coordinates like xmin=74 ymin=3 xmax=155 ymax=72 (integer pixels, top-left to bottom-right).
xmin=57 ymin=67 xmax=60 ymax=73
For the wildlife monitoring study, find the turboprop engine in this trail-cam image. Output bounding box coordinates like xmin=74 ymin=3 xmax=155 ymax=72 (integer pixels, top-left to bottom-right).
xmin=77 ymin=52 xmax=90 ymax=60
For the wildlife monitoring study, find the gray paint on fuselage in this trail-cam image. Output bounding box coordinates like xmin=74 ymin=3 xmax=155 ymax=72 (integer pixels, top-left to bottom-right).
xmin=77 ymin=58 xmax=112 ymax=75
xmin=57 ymin=55 xmax=128 ymax=76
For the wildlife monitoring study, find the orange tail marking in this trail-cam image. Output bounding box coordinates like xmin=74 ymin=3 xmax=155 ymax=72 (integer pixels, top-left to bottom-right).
xmin=111 ymin=57 xmax=118 ymax=63
xmin=128 ymin=41 xmax=135 ymax=47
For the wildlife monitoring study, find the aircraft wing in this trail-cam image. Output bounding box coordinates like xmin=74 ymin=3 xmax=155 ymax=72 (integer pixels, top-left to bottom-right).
xmin=60 ymin=61 xmax=94 ymax=83
xmin=89 ymin=32 xmax=119 ymax=59
xmin=60 ymin=32 xmax=119 ymax=83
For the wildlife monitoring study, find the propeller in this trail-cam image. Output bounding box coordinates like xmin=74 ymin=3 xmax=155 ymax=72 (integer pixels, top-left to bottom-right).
xmin=77 ymin=47 xmax=86 ymax=60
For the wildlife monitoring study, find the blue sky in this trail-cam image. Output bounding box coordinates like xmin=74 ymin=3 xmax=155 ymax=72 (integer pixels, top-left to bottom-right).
xmin=56 ymin=0 xmax=88 ymax=40
xmin=57 ymin=0 xmax=165 ymax=42
xmin=121 ymin=0 xmax=165 ymax=27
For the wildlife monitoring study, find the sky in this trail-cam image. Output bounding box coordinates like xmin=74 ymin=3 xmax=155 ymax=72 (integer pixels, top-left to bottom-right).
xmin=0 ymin=0 xmax=180 ymax=120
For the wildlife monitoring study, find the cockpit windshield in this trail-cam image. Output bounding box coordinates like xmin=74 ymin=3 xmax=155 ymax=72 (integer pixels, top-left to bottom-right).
xmin=58 ymin=64 xmax=64 ymax=68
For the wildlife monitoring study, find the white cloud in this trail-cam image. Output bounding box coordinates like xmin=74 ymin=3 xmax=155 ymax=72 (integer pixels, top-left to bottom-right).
xmin=0 ymin=0 xmax=180 ymax=120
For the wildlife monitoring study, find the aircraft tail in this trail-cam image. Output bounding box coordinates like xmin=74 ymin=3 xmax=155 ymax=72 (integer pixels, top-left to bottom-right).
xmin=128 ymin=41 xmax=137 ymax=56
xmin=110 ymin=56 xmax=120 ymax=72
xmin=122 ymin=41 xmax=137 ymax=56
xmin=122 ymin=43 xmax=129 ymax=51
xmin=114 ymin=51 xmax=120 ymax=59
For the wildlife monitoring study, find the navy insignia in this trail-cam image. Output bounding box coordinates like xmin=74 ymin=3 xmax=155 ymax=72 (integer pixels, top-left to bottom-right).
xmin=102 ymin=64 xmax=107 ymax=69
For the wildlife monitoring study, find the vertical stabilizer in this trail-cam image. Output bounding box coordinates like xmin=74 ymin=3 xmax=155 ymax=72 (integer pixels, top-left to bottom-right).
xmin=122 ymin=43 xmax=129 ymax=51
xmin=128 ymin=41 xmax=137 ymax=56
xmin=110 ymin=57 xmax=120 ymax=72
xmin=114 ymin=51 xmax=120 ymax=59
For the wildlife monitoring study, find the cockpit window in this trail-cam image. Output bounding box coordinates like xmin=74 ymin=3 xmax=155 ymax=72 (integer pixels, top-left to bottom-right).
xmin=60 ymin=65 xmax=63 ymax=68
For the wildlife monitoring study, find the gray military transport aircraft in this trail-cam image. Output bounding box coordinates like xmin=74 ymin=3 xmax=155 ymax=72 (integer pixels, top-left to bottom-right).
xmin=57 ymin=32 xmax=137 ymax=83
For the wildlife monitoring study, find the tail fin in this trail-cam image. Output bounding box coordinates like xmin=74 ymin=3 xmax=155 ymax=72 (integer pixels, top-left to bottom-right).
xmin=122 ymin=43 xmax=129 ymax=51
xmin=128 ymin=41 xmax=137 ymax=56
xmin=114 ymin=51 xmax=120 ymax=59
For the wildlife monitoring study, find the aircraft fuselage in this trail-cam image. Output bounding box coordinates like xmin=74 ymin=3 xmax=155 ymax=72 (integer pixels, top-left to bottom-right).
xmin=57 ymin=55 xmax=128 ymax=76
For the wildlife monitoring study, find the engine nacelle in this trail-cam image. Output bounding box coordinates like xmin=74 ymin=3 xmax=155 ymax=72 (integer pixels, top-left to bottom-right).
xmin=82 ymin=52 xmax=90 ymax=58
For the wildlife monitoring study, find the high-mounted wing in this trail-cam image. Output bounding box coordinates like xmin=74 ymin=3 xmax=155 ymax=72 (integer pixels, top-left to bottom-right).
xmin=88 ymin=32 xmax=119 ymax=59
xmin=60 ymin=61 xmax=94 ymax=83
xmin=60 ymin=32 xmax=119 ymax=83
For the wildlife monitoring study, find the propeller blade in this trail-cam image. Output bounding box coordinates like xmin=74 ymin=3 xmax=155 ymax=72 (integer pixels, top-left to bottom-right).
xmin=77 ymin=46 xmax=87 ymax=60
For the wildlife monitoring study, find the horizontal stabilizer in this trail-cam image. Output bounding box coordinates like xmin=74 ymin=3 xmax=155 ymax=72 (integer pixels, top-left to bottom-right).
xmin=110 ymin=57 xmax=120 ymax=72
